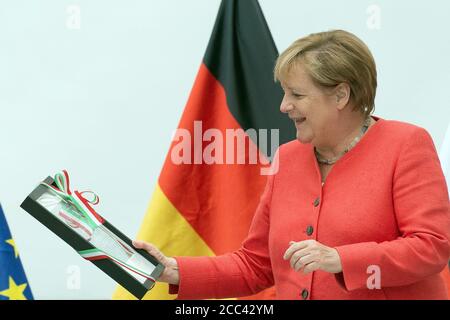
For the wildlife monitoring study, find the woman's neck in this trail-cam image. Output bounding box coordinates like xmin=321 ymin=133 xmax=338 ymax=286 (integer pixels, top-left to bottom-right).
xmin=315 ymin=114 xmax=374 ymax=159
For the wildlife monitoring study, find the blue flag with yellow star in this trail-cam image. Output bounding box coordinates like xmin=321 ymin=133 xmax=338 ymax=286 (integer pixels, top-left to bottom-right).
xmin=0 ymin=204 xmax=33 ymax=300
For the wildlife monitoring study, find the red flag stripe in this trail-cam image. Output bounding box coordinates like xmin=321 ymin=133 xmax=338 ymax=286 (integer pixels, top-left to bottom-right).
xmin=158 ymin=63 xmax=268 ymax=256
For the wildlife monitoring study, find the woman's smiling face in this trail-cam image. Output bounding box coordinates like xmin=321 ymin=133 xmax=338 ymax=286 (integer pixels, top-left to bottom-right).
xmin=279 ymin=63 xmax=340 ymax=146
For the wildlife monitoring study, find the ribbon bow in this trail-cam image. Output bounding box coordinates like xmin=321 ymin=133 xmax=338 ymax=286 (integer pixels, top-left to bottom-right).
xmin=44 ymin=170 xmax=104 ymax=229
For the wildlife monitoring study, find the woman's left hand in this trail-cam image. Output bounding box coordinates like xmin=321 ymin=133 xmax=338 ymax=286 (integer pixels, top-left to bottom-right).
xmin=283 ymin=240 xmax=343 ymax=274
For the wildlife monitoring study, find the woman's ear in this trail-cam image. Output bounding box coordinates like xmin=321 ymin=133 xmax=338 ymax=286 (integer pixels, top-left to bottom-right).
xmin=335 ymin=83 xmax=351 ymax=110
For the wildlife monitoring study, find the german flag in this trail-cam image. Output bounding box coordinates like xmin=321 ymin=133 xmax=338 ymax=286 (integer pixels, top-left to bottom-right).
xmin=113 ymin=0 xmax=294 ymax=300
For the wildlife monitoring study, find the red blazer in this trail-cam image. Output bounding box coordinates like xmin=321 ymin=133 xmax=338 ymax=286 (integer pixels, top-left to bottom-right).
xmin=171 ymin=116 xmax=450 ymax=299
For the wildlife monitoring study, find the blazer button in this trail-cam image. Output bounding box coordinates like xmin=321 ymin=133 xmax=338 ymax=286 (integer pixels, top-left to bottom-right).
xmin=313 ymin=197 xmax=320 ymax=207
xmin=301 ymin=289 xmax=309 ymax=300
xmin=306 ymin=225 xmax=314 ymax=236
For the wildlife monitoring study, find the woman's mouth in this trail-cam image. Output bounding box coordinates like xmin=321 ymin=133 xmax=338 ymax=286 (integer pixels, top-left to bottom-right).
xmin=295 ymin=117 xmax=306 ymax=125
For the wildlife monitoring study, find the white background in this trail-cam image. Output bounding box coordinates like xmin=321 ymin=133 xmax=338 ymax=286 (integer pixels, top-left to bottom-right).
xmin=1 ymin=0 xmax=449 ymax=299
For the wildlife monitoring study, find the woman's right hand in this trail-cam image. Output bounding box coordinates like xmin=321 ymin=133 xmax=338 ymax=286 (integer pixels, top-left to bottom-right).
xmin=133 ymin=240 xmax=180 ymax=285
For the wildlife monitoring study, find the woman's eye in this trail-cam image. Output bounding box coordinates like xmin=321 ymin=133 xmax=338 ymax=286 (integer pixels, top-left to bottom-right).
xmin=292 ymin=93 xmax=304 ymax=98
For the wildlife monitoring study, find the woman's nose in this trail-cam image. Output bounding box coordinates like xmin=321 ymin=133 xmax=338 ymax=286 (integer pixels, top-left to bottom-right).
xmin=280 ymin=97 xmax=294 ymax=114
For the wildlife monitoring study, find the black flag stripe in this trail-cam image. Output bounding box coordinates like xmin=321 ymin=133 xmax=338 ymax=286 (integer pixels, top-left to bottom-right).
xmin=203 ymin=0 xmax=296 ymax=158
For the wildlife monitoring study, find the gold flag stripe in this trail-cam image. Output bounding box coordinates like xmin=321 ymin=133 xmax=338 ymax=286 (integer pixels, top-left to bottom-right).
xmin=113 ymin=184 xmax=215 ymax=300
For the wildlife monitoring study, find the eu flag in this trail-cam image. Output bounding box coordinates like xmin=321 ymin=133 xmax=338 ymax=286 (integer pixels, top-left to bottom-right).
xmin=0 ymin=204 xmax=33 ymax=300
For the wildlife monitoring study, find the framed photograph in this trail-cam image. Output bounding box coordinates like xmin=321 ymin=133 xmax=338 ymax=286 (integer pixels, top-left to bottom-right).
xmin=20 ymin=172 xmax=164 ymax=299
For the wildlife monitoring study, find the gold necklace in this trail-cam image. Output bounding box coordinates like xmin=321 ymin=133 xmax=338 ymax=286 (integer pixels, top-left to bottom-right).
xmin=314 ymin=117 xmax=371 ymax=165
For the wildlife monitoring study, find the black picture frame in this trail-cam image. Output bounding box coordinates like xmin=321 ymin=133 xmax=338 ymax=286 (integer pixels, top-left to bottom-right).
xmin=20 ymin=176 xmax=165 ymax=299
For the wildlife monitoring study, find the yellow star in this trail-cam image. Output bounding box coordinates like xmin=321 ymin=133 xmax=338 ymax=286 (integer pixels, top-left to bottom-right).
xmin=5 ymin=239 xmax=19 ymax=258
xmin=0 ymin=276 xmax=28 ymax=300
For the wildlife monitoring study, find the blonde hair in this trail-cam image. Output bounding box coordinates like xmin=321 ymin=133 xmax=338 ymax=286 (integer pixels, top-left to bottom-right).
xmin=274 ymin=30 xmax=377 ymax=115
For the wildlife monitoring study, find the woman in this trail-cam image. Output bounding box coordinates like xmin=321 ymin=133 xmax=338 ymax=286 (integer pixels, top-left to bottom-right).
xmin=134 ymin=30 xmax=450 ymax=299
